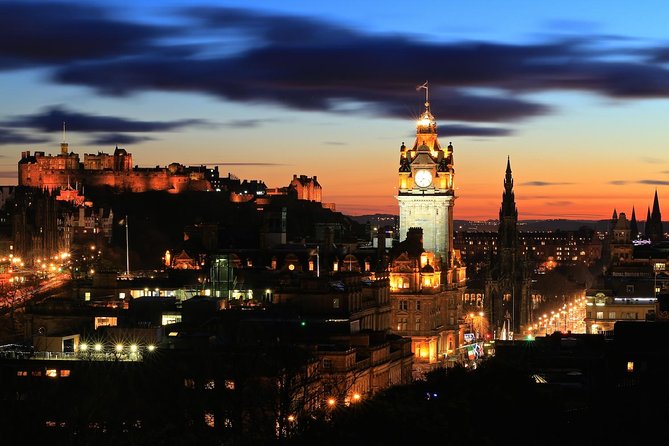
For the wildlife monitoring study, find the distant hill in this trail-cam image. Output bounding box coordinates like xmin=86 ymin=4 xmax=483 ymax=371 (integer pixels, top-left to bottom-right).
xmin=348 ymin=214 xmax=655 ymax=233
xmin=348 ymin=214 xmax=397 ymax=227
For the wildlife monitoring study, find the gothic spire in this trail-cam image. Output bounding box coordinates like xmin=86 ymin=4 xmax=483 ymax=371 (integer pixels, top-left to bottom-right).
xmin=612 ymin=208 xmax=618 ymax=221
xmin=649 ymin=190 xmax=664 ymax=242
xmin=500 ymin=156 xmax=518 ymax=221
xmin=504 ymin=155 xmax=513 ymax=193
xmin=630 ymin=206 xmax=639 ymax=239
xmin=652 ymin=189 xmax=662 ymax=222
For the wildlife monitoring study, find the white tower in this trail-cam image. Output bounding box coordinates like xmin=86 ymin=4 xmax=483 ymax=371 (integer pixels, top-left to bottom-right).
xmin=397 ymin=87 xmax=456 ymax=266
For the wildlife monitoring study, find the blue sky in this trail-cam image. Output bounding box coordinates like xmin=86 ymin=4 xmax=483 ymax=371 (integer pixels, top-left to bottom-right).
xmin=2 ymin=0 xmax=669 ymax=218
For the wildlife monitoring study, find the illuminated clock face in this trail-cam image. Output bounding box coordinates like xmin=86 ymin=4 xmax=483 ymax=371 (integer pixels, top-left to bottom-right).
xmin=414 ymin=169 xmax=432 ymax=187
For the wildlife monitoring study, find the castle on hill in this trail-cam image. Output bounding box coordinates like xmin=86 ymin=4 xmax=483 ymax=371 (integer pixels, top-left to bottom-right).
xmin=18 ymin=141 xmax=211 ymax=193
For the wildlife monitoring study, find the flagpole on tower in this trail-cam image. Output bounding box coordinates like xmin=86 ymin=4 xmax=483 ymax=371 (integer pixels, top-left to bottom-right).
xmin=416 ymin=80 xmax=429 ymax=105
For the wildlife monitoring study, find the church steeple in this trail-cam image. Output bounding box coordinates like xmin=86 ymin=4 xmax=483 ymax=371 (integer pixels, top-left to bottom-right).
xmin=630 ymin=206 xmax=639 ymax=240
xmin=652 ymin=190 xmax=662 ymax=222
xmin=610 ymin=208 xmax=618 ymax=233
xmin=647 ymin=190 xmax=664 ymax=242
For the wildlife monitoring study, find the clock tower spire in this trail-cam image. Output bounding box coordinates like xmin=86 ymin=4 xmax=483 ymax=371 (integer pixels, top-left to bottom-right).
xmin=397 ymin=84 xmax=456 ymax=265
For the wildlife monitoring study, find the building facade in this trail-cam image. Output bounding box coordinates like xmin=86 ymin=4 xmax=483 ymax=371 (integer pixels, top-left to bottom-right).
xmin=390 ymin=97 xmax=467 ymax=373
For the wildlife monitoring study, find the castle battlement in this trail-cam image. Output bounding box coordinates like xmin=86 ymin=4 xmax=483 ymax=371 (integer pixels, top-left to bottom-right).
xmin=19 ymin=146 xmax=211 ymax=193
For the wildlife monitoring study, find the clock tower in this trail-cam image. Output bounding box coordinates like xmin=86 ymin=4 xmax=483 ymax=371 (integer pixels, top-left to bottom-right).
xmin=397 ymin=95 xmax=455 ymax=266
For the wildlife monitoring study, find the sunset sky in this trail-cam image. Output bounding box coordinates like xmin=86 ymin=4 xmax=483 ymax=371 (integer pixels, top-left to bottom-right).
xmin=2 ymin=1 xmax=669 ymax=220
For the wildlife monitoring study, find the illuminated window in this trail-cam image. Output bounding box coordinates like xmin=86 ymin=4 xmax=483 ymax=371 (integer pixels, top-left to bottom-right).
xmin=415 ymin=318 xmax=421 ymax=331
xmin=204 ymin=412 xmax=215 ymax=428
xmin=308 ymin=260 xmax=314 ymax=271
xmin=224 ymin=379 xmax=235 ymax=390
xmin=119 ymin=292 xmax=126 ymax=299
xmin=608 ymin=312 xmax=616 ymax=319
xmin=204 ymin=379 xmax=215 ymax=390
xmin=627 ymin=361 xmax=634 ymax=372
xmin=84 ymin=292 xmax=91 ymax=301
xmin=46 ymin=369 xmax=58 ymax=378
xmin=596 ymin=311 xmax=604 ymax=319
xmin=399 ymin=301 xmax=408 ymax=311
xmin=94 ymin=317 xmax=118 ymax=330
xmin=184 ymin=378 xmax=195 ymax=389
xmin=16 ymin=371 xmax=28 ymax=377
xmin=397 ymin=317 xmax=407 ymax=331
xmin=162 ymin=314 xmax=182 ymax=326
xmin=32 ymin=370 xmax=42 ymax=377
xmin=60 ymin=370 xmax=70 ymax=377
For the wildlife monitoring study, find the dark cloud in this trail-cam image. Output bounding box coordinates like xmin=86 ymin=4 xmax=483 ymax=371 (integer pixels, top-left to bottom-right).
xmin=638 ymin=179 xmax=669 ymax=185
xmin=609 ymin=180 xmax=629 ymax=185
xmin=646 ymin=47 xmax=669 ymax=64
xmin=3 ymin=106 xmax=208 ymax=133
xmin=0 ymin=170 xmax=17 ymax=179
xmin=0 ymin=1 xmax=174 ymax=70
xmin=220 ymin=119 xmax=277 ymax=128
xmin=546 ymin=201 xmax=574 ymax=206
xmin=640 ymin=156 xmax=666 ymax=164
xmin=191 ymin=162 xmax=285 ymax=166
xmin=0 ymin=129 xmax=49 ymax=145
xmin=438 ymin=125 xmax=511 ymax=137
xmin=3 ymin=4 xmax=669 ymax=127
xmin=521 ymin=181 xmax=573 ymax=186
xmin=86 ymin=134 xmax=155 ymax=146
xmin=183 ymin=6 xmax=360 ymax=47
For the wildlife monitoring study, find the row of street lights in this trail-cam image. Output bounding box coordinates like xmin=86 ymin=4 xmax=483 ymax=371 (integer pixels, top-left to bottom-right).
xmin=78 ymin=342 xmax=156 ymax=360
xmin=531 ymin=296 xmax=587 ymax=335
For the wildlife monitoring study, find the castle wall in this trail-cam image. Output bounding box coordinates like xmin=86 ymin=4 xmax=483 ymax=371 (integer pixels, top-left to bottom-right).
xmin=19 ymin=150 xmax=211 ymax=193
